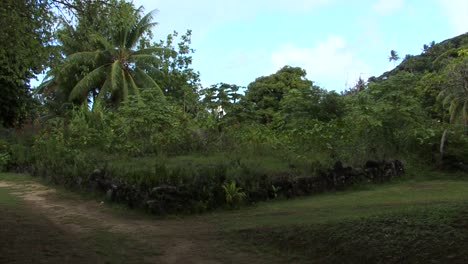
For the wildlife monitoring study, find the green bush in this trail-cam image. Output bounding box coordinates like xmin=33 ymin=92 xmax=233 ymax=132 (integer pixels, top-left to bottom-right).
xmin=222 ymin=180 xmax=246 ymax=209
xmin=0 ymin=138 xmax=10 ymax=172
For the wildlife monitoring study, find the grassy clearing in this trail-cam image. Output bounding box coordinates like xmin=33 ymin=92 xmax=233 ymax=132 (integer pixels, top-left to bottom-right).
xmin=234 ymin=203 xmax=468 ymax=263
xmin=0 ymin=172 xmax=35 ymax=183
xmin=80 ymin=230 xmax=163 ymax=264
xmin=0 ymin=174 xmax=163 ymax=263
xmin=0 ymin=172 xmax=282 ymax=263
xmin=2 ymin=167 xmax=467 ymax=263
xmin=213 ymin=179 xmax=468 ymax=230
xmin=0 ymin=188 xmax=19 ymax=206
xmin=211 ymin=169 xmax=468 ymax=263
xmin=0 ymin=184 xmax=101 ymax=263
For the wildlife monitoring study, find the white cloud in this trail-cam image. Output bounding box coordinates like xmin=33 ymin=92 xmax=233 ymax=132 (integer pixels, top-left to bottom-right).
xmin=437 ymin=0 xmax=468 ymax=35
xmin=372 ymin=0 xmax=404 ymax=15
xmin=270 ymin=36 xmax=370 ymax=90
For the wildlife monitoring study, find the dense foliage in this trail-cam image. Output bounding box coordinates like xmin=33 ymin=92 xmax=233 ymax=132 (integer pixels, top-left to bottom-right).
xmin=0 ymin=0 xmax=55 ymax=127
xmin=1 ymin=0 xmax=467 ymax=213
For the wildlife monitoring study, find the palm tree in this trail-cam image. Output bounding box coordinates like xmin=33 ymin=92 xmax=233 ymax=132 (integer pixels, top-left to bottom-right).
xmin=440 ymin=56 xmax=468 ymax=126
xmin=388 ymin=50 xmax=400 ymax=64
xmin=40 ymin=10 xmax=168 ymax=106
xmin=437 ymin=55 xmax=468 ymax=164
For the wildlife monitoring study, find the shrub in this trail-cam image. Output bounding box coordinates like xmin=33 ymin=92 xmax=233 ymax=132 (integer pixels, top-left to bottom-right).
xmin=0 ymin=138 xmax=10 ymax=172
xmin=222 ymin=180 xmax=246 ymax=209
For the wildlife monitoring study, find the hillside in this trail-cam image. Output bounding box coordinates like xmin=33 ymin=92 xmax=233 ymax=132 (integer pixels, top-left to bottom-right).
xmin=375 ymin=32 xmax=468 ymax=80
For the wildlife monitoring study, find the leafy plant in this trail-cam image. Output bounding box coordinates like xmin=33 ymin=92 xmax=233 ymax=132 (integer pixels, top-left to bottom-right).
xmin=222 ymin=180 xmax=246 ymax=209
xmin=0 ymin=152 xmax=10 ymax=172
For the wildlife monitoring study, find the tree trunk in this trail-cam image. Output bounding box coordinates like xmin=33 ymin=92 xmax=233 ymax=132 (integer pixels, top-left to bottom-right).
xmin=438 ymin=129 xmax=448 ymax=168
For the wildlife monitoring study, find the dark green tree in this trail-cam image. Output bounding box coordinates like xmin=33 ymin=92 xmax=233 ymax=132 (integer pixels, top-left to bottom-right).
xmin=243 ymin=66 xmax=312 ymax=124
xmin=201 ymin=83 xmax=243 ymax=117
xmin=439 ymin=50 xmax=468 ymax=126
xmin=344 ymin=72 xmax=425 ymax=159
xmin=437 ymin=49 xmax=468 ymax=162
xmin=0 ymin=0 xmax=55 ymax=127
xmin=147 ymin=30 xmax=201 ymax=115
xmin=278 ymin=83 xmax=343 ymax=128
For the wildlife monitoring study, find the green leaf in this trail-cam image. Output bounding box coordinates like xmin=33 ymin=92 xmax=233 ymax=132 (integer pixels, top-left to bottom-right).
xmin=126 ymin=73 xmax=140 ymax=97
xmin=122 ymin=71 xmax=129 ymax=101
xmin=69 ymin=65 xmax=108 ymax=101
xmin=134 ymin=68 xmax=164 ymax=97
xmin=125 ymin=10 xmax=158 ymax=49
xmin=110 ymin=60 xmax=123 ymax=92
xmin=132 ymin=47 xmax=168 ymax=55
xmin=66 ymin=51 xmax=100 ymax=66
xmin=130 ymin=54 xmax=161 ymax=65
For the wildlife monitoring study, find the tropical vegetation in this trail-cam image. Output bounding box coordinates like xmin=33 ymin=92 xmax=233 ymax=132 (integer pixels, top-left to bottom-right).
xmin=1 ymin=0 xmax=467 ymax=215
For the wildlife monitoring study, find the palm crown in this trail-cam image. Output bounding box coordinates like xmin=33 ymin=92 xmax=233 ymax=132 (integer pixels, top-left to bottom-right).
xmin=40 ymin=10 xmax=168 ymax=106
xmin=439 ymin=52 xmax=468 ymax=126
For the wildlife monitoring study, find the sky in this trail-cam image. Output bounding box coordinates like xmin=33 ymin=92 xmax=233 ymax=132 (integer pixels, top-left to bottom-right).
xmin=132 ymin=0 xmax=468 ymax=92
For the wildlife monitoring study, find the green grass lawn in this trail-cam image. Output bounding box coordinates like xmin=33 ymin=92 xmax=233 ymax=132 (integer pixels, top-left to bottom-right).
xmin=0 ymin=172 xmax=35 ymax=183
xmin=213 ymin=179 xmax=468 ymax=230
xmin=208 ymin=172 xmax=468 ymax=263
xmin=0 ymin=173 xmax=30 ymax=206
xmin=0 ymin=188 xmax=19 ymax=206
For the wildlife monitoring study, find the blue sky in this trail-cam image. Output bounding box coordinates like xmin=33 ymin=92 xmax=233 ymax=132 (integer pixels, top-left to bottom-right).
xmin=134 ymin=0 xmax=467 ymax=92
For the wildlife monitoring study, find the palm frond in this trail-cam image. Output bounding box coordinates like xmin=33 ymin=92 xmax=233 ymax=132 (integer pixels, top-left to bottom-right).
xmin=130 ymin=54 xmax=162 ymax=65
xmin=463 ymin=99 xmax=468 ymax=123
xmin=90 ymin=33 xmax=114 ymax=51
xmin=98 ymin=78 xmax=112 ymax=101
xmin=122 ymin=70 xmax=129 ymax=101
xmin=134 ymin=68 xmax=164 ymax=97
xmin=66 ymin=51 xmax=101 ymax=66
xmin=126 ymin=73 xmax=140 ymax=97
xmin=125 ymin=9 xmax=158 ymax=49
xmin=110 ymin=60 xmax=123 ymax=92
xmin=132 ymin=47 xmax=168 ymax=55
xmin=449 ymin=102 xmax=463 ymax=123
xmin=69 ymin=65 xmax=108 ymax=101
xmin=35 ymin=79 xmax=58 ymax=96
xmin=34 ymin=71 xmax=57 ymax=95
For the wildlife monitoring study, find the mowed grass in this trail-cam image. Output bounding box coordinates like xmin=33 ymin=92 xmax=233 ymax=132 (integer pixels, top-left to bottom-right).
xmin=213 ymin=179 xmax=468 ymax=230
xmin=0 ymin=188 xmax=19 ymax=206
xmin=0 ymin=172 xmax=35 ymax=183
xmin=0 ymin=173 xmax=32 ymax=206
xmin=211 ymin=171 xmax=468 ymax=263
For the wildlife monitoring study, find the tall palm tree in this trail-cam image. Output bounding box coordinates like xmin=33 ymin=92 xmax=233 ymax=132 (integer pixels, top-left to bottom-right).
xmin=439 ymin=56 xmax=468 ymax=126
xmin=40 ymin=9 xmax=168 ymax=106
xmin=388 ymin=50 xmax=400 ymax=64
xmin=438 ymin=54 xmax=468 ymax=163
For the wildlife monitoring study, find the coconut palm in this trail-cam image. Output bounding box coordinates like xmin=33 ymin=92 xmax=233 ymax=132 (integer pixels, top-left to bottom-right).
xmin=388 ymin=50 xmax=400 ymax=63
xmin=40 ymin=9 xmax=168 ymax=106
xmin=437 ymin=54 xmax=467 ymax=163
xmin=439 ymin=56 xmax=468 ymax=126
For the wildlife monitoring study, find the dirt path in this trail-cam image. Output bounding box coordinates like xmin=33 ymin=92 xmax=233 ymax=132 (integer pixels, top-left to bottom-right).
xmin=0 ymin=180 xmax=275 ymax=264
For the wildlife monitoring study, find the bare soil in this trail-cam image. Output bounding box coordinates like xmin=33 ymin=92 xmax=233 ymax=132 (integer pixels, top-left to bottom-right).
xmin=0 ymin=180 xmax=280 ymax=264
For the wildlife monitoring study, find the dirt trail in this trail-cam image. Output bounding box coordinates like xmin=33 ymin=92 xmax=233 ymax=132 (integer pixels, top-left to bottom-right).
xmin=0 ymin=180 xmax=271 ymax=264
